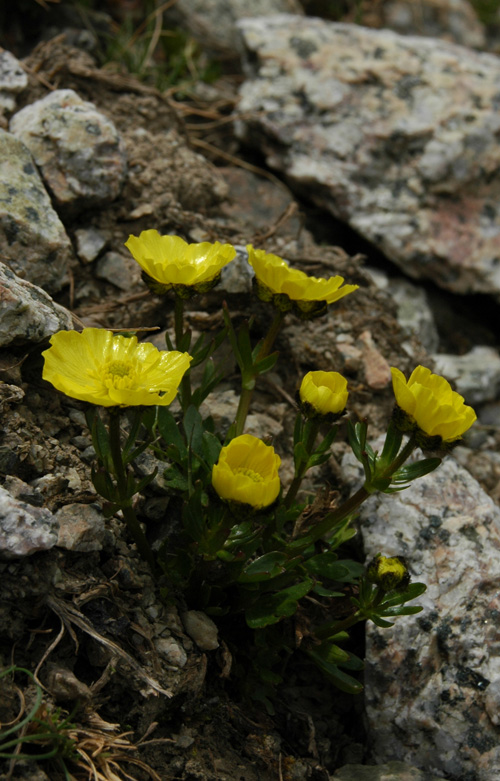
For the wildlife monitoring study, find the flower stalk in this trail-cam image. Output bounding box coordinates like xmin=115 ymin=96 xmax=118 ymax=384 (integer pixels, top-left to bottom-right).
xmin=108 ymin=412 xmax=156 ymax=573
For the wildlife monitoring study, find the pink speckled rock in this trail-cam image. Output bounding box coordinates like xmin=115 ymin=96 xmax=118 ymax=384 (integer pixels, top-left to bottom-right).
xmin=236 ymin=16 xmax=500 ymax=296
xmin=343 ymin=450 xmax=500 ymax=780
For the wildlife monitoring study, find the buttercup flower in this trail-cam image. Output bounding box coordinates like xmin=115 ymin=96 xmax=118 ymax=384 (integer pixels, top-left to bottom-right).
xmin=299 ymin=371 xmax=349 ymax=419
xmin=247 ymin=245 xmax=358 ymax=319
xmin=391 ymin=365 xmax=476 ymax=447
xmin=125 ymin=230 xmax=236 ymax=297
xmin=366 ymin=554 xmax=410 ymax=592
xmin=42 ymin=328 xmax=192 ymax=407
xmin=212 ymin=434 xmax=281 ymax=509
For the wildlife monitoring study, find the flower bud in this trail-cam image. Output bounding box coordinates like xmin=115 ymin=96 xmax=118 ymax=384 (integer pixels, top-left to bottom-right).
xmin=299 ymin=371 xmax=348 ymax=420
xmin=366 ymin=554 xmax=410 ymax=592
xmin=391 ymin=366 xmax=476 ymax=451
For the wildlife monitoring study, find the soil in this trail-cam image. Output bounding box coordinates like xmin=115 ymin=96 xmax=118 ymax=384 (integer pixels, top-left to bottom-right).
xmin=0 ymin=34 xmax=444 ymax=781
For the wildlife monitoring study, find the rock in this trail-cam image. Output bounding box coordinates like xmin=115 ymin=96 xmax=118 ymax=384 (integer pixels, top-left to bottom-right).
xmin=182 ymin=610 xmax=219 ymax=650
xmin=0 ymin=130 xmax=73 ymax=293
xmin=368 ymin=270 xmax=440 ymax=354
xmin=155 ymin=637 xmax=188 ymax=668
xmin=74 ymin=227 xmax=108 ymax=263
xmin=236 ymin=16 xmax=500 ymax=296
xmin=357 ymin=330 xmax=392 ymax=390
xmin=0 ymin=485 xmax=58 ymax=558
xmin=220 ymin=246 xmax=254 ymax=294
xmin=0 ymin=263 xmax=72 ymax=348
xmin=332 ymin=760 xmax=446 ymax=780
xmin=55 ymin=503 xmax=106 ymax=552
xmin=165 ymin=0 xmax=303 ymax=54
xmin=9 ymin=89 xmax=127 ymax=210
xmin=0 ymin=49 xmax=28 ymax=112
xmin=380 ymin=0 xmax=485 ymax=49
xmin=433 ymin=346 xmax=500 ymax=405
xmin=343 ymin=451 xmax=500 ymax=781
xmin=94 ymin=251 xmax=142 ymax=291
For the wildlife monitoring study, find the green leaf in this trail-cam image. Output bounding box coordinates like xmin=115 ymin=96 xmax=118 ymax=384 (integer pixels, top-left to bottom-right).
xmin=157 ymin=407 xmax=186 ymax=459
xmin=238 ymin=553 xmax=288 ymax=583
xmin=312 ymin=584 xmax=345 ymax=597
xmin=314 ymin=426 xmax=338 ymax=455
xmin=254 ymin=352 xmax=279 ymax=376
xmin=392 ymin=458 xmax=442 ymax=484
xmin=91 ymin=467 xmax=116 ymax=502
xmin=380 ymin=582 xmax=427 ymax=607
xmin=245 ymin=579 xmax=313 ymax=629
xmin=201 ymin=431 xmax=222 ymax=470
xmin=308 ymin=648 xmax=364 ymax=694
xmin=183 ymin=405 xmax=204 ymax=455
xmin=88 ymin=410 xmax=111 ymax=466
xmin=378 ymin=421 xmax=403 ymax=467
xmin=163 ymin=465 xmax=189 ymax=492
xmin=183 ymin=483 xmax=205 ymax=541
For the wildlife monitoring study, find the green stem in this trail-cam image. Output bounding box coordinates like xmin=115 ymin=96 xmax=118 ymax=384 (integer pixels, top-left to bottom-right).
xmin=284 ymin=419 xmax=321 ymax=508
xmin=108 ymin=412 xmax=156 ymax=573
xmin=233 ymin=310 xmax=285 ymax=436
xmin=290 ymin=434 xmax=418 ymax=550
xmin=314 ymin=611 xmax=363 ymax=640
xmin=174 ymin=294 xmax=192 ymax=409
xmin=314 ymin=585 xmax=385 ymax=640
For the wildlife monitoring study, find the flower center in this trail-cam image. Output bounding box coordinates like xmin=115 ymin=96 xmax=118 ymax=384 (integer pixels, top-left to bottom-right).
xmin=234 ymin=467 xmax=264 ymax=483
xmin=103 ymin=360 xmax=136 ymax=390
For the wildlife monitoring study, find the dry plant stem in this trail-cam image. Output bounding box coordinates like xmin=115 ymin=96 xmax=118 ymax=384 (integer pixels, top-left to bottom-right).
xmin=174 ymin=294 xmax=191 ymax=408
xmin=108 ymin=412 xmax=156 ymax=573
xmin=295 ymin=434 xmax=418 ymax=548
xmin=234 ymin=310 xmax=285 ymax=436
xmin=284 ymin=420 xmax=321 ymax=508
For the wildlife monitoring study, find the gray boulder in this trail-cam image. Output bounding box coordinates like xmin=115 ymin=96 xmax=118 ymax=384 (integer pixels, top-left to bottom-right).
xmin=0 ymin=130 xmax=73 ymax=293
xmin=0 ymin=263 xmax=72 ymax=348
xmin=236 ymin=16 xmax=500 ymax=296
xmin=9 ymin=89 xmax=127 ymax=210
xmin=343 ymin=451 xmax=500 ymax=780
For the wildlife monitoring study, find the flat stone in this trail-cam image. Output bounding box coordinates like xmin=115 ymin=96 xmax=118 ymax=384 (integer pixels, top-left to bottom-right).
xmin=0 ymin=130 xmax=73 ymax=293
xmin=55 ymin=503 xmax=106 ymax=552
xmin=433 ymin=346 xmax=500 ymax=406
xmin=182 ymin=610 xmax=219 ymax=650
xmin=0 ymin=263 xmax=72 ymax=348
xmin=74 ymin=227 xmax=108 ymax=263
xmin=0 ymin=485 xmax=58 ymax=558
xmin=236 ymin=16 xmax=500 ymax=297
xmin=94 ymin=251 xmax=142 ymax=290
xmin=9 ymin=89 xmax=127 ymax=210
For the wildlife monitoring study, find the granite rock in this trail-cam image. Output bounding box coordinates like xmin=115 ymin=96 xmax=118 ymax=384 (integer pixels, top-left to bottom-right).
xmin=0 ymin=130 xmax=73 ymax=293
xmin=332 ymin=760 xmax=446 ymax=781
xmin=0 ymin=485 xmax=59 ymax=558
xmin=0 ymin=263 xmax=72 ymax=348
xmin=433 ymin=346 xmax=500 ymax=405
xmin=378 ymin=0 xmax=485 ymax=49
xmin=343 ymin=451 xmax=500 ymax=780
xmin=9 ymin=89 xmax=127 ymax=210
xmin=236 ymin=16 xmax=500 ymax=296
xmin=0 ymin=49 xmax=28 ymax=112
xmin=165 ymin=0 xmax=303 ymax=53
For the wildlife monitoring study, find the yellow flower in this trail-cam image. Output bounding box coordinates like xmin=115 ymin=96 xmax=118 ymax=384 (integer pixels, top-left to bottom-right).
xmin=212 ymin=434 xmax=281 ymax=509
xmin=42 ymin=328 xmax=192 ymax=407
xmin=125 ymin=230 xmax=236 ymax=297
xmin=366 ymin=554 xmax=410 ymax=592
xmin=247 ymin=245 xmax=358 ymax=319
xmin=299 ymin=371 xmax=348 ymax=418
xmin=391 ymin=365 xmax=476 ymax=444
